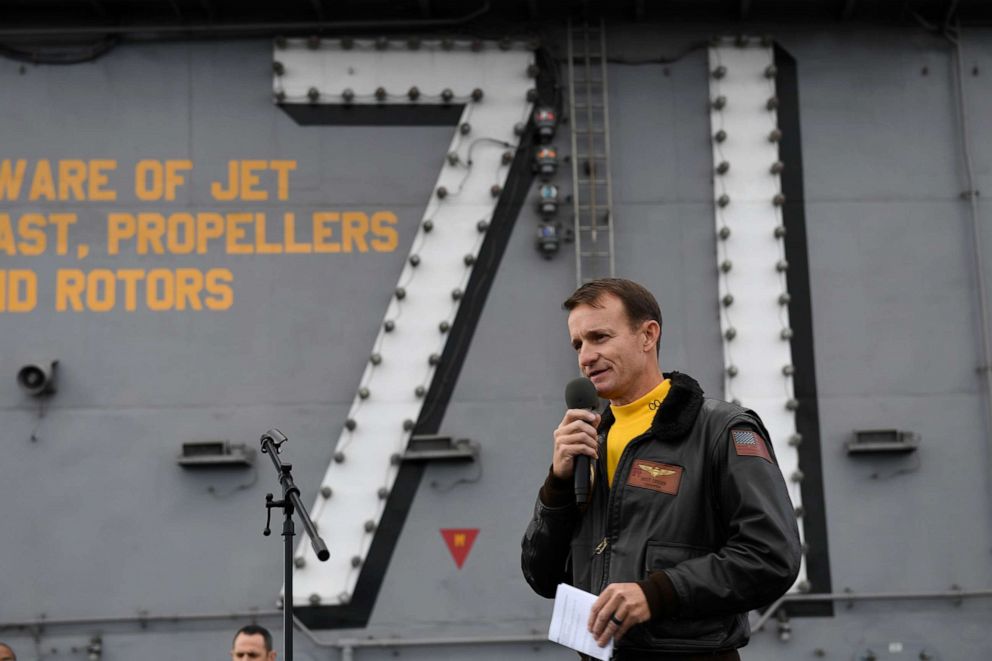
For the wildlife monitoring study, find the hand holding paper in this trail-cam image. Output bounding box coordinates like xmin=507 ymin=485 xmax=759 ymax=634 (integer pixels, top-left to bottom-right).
xmin=547 ymin=583 xmax=615 ymax=661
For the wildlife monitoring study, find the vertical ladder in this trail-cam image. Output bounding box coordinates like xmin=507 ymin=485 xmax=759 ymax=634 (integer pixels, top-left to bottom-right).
xmin=567 ymin=18 xmax=616 ymax=286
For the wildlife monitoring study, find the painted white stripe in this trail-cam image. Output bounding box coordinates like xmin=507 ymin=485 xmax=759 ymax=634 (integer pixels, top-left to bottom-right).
xmin=709 ymin=42 xmax=808 ymax=591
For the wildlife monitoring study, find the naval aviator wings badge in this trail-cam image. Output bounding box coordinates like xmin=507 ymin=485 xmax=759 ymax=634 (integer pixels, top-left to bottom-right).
xmin=627 ymin=460 xmax=683 ymax=495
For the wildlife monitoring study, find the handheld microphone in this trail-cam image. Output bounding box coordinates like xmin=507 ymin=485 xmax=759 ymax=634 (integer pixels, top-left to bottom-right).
xmin=565 ymin=377 xmax=599 ymax=505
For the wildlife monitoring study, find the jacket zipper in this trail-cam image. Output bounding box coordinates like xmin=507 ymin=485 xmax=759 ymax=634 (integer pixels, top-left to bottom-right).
xmin=598 ymin=429 xmax=653 ymax=592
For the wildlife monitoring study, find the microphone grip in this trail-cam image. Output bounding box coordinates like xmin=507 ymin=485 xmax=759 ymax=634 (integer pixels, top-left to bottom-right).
xmin=574 ymin=455 xmax=590 ymax=505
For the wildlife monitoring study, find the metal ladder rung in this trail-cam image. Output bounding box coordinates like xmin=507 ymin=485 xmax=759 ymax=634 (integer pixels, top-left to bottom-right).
xmin=568 ymin=17 xmax=614 ymax=286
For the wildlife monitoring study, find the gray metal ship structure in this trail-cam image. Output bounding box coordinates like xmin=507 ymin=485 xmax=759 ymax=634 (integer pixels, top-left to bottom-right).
xmin=1 ymin=1 xmax=991 ymax=659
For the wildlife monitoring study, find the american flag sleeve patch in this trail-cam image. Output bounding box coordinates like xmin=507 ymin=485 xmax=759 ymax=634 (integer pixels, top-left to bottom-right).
xmin=731 ymin=428 xmax=772 ymax=463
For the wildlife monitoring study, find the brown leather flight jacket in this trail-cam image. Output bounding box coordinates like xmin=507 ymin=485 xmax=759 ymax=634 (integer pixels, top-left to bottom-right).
xmin=521 ymin=372 xmax=802 ymax=657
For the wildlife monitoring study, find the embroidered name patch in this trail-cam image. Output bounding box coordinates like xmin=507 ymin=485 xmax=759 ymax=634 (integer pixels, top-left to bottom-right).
xmin=627 ymin=460 xmax=683 ymax=495
xmin=731 ymin=428 xmax=772 ymax=463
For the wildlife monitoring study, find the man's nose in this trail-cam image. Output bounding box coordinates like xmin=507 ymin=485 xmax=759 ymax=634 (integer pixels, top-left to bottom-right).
xmin=578 ymin=345 xmax=597 ymax=367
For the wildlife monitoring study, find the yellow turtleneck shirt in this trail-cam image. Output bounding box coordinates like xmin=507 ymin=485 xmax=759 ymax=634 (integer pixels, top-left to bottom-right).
xmin=606 ymin=379 xmax=671 ymax=486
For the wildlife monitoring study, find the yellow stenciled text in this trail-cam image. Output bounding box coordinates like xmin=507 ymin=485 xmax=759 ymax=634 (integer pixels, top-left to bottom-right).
xmin=134 ymin=160 xmax=193 ymax=201
xmin=106 ymin=210 xmax=398 ymax=255
xmin=210 ymin=160 xmax=296 ymax=201
xmin=55 ymin=268 xmax=234 ymax=312
xmin=0 ymin=270 xmax=37 ymax=312
xmin=0 ymin=212 xmax=78 ymax=255
xmin=0 ymin=159 xmax=117 ymax=201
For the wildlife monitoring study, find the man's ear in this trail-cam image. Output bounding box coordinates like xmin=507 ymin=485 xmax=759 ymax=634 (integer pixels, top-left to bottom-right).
xmin=641 ymin=320 xmax=661 ymax=352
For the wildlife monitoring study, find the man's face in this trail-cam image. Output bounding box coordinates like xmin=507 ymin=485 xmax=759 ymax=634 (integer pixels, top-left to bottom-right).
xmin=568 ymin=293 xmax=657 ymax=405
xmin=231 ymin=633 xmax=275 ymax=661
xmin=0 ymin=645 xmax=14 ymax=661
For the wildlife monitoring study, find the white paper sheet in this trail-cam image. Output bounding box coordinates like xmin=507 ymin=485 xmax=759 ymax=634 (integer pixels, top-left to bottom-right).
xmin=547 ymin=583 xmax=614 ymax=661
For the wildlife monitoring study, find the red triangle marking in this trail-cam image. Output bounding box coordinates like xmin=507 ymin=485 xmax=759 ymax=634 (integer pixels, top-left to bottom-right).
xmin=440 ymin=528 xmax=479 ymax=569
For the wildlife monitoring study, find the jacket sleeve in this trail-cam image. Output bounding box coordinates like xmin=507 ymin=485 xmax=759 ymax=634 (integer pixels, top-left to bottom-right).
xmin=649 ymin=423 xmax=802 ymax=618
xmin=520 ymin=467 xmax=582 ymax=598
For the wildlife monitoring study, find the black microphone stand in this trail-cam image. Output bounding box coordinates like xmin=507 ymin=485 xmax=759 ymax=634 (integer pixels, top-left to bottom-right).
xmin=260 ymin=428 xmax=330 ymax=661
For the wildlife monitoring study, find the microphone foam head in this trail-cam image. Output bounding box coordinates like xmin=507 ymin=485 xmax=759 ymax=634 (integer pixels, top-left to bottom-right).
xmin=565 ymin=377 xmax=599 ymax=410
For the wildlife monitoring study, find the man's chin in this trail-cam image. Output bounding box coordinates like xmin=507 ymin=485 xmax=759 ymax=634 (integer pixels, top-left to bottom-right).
xmin=591 ymin=379 xmax=615 ymax=399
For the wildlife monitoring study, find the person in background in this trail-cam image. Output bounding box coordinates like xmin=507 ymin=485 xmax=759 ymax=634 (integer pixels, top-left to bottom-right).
xmin=231 ymin=624 xmax=276 ymax=661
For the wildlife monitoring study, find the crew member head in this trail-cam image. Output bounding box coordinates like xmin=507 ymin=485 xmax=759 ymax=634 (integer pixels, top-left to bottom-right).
xmin=564 ymin=278 xmax=663 ymax=405
xmin=231 ymin=624 xmax=276 ymax=661
xmin=0 ymin=642 xmax=15 ymax=661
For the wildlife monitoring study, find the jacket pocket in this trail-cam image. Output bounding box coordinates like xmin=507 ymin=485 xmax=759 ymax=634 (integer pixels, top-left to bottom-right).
xmin=625 ymin=541 xmax=741 ymax=650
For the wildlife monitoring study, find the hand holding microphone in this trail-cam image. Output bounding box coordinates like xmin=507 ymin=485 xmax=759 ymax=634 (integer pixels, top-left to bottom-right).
xmin=553 ymin=377 xmax=601 ymax=504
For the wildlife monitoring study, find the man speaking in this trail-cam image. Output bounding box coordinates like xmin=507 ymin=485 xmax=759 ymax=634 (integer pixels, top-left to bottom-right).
xmin=521 ymin=279 xmax=801 ymax=660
